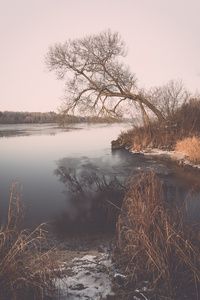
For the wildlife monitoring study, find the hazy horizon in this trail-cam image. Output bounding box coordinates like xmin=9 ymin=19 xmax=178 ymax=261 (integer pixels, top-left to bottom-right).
xmin=0 ymin=0 xmax=199 ymax=113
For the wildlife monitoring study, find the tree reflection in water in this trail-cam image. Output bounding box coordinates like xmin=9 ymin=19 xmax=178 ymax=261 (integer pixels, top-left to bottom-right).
xmin=53 ymin=157 xmax=127 ymax=236
xmin=53 ymin=156 xmax=200 ymax=236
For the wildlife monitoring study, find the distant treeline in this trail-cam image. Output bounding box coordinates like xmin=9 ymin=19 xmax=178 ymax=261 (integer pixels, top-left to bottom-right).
xmin=0 ymin=111 xmax=120 ymax=125
xmin=0 ymin=111 xmax=58 ymax=124
xmin=56 ymin=113 xmax=121 ymax=125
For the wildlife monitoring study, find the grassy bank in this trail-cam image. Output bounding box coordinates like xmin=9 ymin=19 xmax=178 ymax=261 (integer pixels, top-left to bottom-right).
xmin=114 ymin=172 xmax=200 ymax=299
xmin=0 ymin=182 xmax=60 ymax=300
xmin=114 ymin=99 xmax=200 ymax=164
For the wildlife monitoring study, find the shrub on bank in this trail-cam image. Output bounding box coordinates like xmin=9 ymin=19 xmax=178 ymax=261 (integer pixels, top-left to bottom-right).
xmin=116 ymin=98 xmax=200 ymax=152
xmin=114 ymin=172 xmax=200 ymax=299
xmin=0 ymin=182 xmax=60 ymax=300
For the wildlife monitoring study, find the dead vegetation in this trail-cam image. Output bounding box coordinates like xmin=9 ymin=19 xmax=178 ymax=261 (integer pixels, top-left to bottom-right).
xmin=176 ymin=136 xmax=200 ymax=164
xmin=0 ymin=181 xmax=61 ymax=300
xmin=116 ymin=98 xmax=200 ymax=153
xmin=114 ymin=172 xmax=200 ymax=299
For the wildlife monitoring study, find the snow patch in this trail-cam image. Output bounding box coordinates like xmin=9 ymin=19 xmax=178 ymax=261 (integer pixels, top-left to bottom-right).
xmin=130 ymin=148 xmax=200 ymax=169
xmin=54 ymin=253 xmax=115 ymax=299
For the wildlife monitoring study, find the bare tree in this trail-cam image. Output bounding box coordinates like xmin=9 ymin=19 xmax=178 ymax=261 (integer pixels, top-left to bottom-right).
xmin=45 ymin=30 xmax=165 ymax=124
xmin=145 ymin=79 xmax=190 ymax=120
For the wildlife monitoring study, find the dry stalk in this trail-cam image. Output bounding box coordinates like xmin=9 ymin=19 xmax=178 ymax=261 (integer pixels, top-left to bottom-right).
xmin=175 ymin=136 xmax=200 ymax=164
xmin=0 ymin=181 xmax=61 ymax=300
xmin=115 ymin=172 xmax=200 ymax=299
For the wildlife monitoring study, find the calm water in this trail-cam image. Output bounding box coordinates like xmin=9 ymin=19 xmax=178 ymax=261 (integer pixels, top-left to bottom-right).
xmin=0 ymin=123 xmax=199 ymax=234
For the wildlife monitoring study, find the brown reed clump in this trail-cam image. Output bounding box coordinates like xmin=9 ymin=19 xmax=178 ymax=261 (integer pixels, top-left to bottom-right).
xmin=175 ymin=136 xmax=200 ymax=164
xmin=115 ymin=172 xmax=200 ymax=299
xmin=0 ymin=181 xmax=61 ymax=300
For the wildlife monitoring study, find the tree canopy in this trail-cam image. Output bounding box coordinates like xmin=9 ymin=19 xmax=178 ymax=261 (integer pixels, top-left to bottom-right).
xmin=45 ymin=30 xmax=165 ymax=124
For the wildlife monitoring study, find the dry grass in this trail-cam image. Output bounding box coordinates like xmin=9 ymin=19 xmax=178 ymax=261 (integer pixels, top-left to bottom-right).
xmin=115 ymin=99 xmax=200 ymax=152
xmin=117 ymin=122 xmax=180 ymax=152
xmin=114 ymin=172 xmax=200 ymax=299
xmin=175 ymin=136 xmax=200 ymax=164
xmin=0 ymin=181 xmax=61 ymax=300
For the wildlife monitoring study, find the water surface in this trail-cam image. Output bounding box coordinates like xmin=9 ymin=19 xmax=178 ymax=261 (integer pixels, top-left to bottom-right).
xmin=0 ymin=123 xmax=199 ymax=234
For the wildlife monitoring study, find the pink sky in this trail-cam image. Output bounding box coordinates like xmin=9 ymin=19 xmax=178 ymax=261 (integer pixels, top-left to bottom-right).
xmin=0 ymin=0 xmax=199 ymax=112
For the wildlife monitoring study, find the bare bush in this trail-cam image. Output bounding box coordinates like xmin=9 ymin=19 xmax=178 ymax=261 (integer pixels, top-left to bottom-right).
xmin=146 ymin=79 xmax=190 ymax=120
xmin=114 ymin=97 xmax=200 ymax=152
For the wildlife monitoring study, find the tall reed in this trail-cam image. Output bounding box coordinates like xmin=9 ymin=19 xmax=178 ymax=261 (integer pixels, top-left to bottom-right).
xmin=0 ymin=181 xmax=61 ymax=300
xmin=115 ymin=172 xmax=200 ymax=299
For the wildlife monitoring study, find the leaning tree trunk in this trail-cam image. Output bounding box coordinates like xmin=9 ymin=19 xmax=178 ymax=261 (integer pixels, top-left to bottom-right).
xmin=137 ymin=99 xmax=151 ymax=128
xmin=137 ymin=95 xmax=166 ymax=122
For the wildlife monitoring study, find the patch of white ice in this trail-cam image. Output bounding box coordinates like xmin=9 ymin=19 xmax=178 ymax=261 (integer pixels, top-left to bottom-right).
xmin=131 ymin=148 xmax=200 ymax=169
xmin=54 ymin=254 xmax=115 ymax=299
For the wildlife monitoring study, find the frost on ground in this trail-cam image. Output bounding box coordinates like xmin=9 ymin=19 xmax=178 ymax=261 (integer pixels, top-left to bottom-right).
xmin=54 ymin=253 xmax=115 ymax=299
